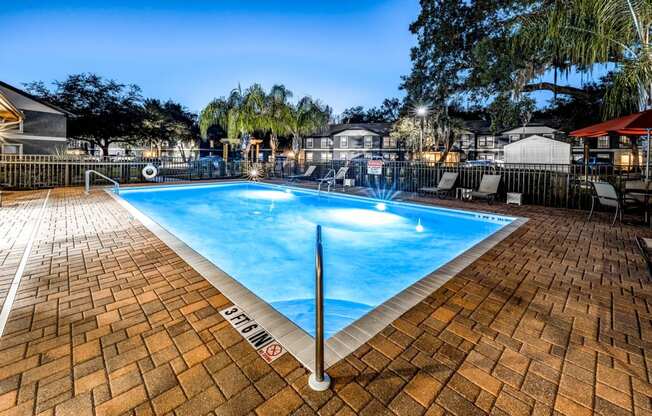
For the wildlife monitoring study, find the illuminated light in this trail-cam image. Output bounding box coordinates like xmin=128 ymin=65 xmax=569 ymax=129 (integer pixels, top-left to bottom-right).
xmin=248 ymin=167 xmax=261 ymax=181
xmin=240 ymin=190 xmax=295 ymax=201
xmin=284 ymin=188 xmax=292 ymax=194
xmin=375 ymin=202 xmax=387 ymax=211
xmin=416 ymin=106 xmax=428 ymax=117
xmin=416 ymin=218 xmax=424 ymax=233
xmin=317 ymin=208 xmax=405 ymax=227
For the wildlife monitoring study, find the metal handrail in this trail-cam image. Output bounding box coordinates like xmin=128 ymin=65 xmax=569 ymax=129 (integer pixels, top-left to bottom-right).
xmin=308 ymin=225 xmax=330 ymax=391
xmin=317 ymin=169 xmax=336 ymax=193
xmin=85 ymin=170 xmax=120 ymax=194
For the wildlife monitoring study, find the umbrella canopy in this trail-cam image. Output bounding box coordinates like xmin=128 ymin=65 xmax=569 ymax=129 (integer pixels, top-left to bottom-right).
xmin=570 ymin=109 xmax=652 ymax=137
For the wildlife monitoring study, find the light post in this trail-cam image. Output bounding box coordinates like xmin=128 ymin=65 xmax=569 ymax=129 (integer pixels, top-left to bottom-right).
xmin=416 ymin=106 xmax=427 ymax=160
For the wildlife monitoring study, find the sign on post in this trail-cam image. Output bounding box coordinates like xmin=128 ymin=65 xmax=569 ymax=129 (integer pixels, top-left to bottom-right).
xmin=367 ymin=159 xmax=383 ymax=175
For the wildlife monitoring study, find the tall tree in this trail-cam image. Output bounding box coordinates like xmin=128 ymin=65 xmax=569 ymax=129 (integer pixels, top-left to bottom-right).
xmin=287 ymin=97 xmax=330 ymax=154
xmin=516 ymin=0 xmax=651 ymax=117
xmin=25 ymin=73 xmax=144 ymax=156
xmin=264 ymin=84 xmax=292 ymax=161
xmin=141 ymin=99 xmax=198 ymax=160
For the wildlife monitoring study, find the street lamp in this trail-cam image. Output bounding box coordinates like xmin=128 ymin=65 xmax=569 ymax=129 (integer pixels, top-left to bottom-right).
xmin=416 ymin=106 xmax=428 ymax=159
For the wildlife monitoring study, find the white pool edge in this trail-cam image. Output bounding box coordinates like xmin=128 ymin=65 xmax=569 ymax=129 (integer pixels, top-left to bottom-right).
xmin=107 ymin=181 xmax=527 ymax=372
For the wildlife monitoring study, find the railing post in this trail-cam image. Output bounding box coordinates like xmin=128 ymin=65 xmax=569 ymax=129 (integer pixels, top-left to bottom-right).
xmin=309 ymin=225 xmax=330 ymax=391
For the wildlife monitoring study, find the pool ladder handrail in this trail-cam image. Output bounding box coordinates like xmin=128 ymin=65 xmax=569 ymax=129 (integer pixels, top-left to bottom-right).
xmin=317 ymin=169 xmax=336 ymax=194
xmin=85 ymin=170 xmax=120 ymax=195
xmin=308 ymin=224 xmax=330 ymax=391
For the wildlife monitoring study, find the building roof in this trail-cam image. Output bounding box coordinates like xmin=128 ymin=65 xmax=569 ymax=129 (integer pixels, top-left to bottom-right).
xmin=309 ymin=122 xmax=393 ymax=137
xmin=0 ymin=81 xmax=73 ymax=117
xmin=461 ymin=120 xmax=493 ymax=135
xmin=0 ymin=90 xmax=22 ymax=124
xmin=501 ymin=125 xmax=561 ymax=135
xmin=504 ymin=134 xmax=571 ymax=148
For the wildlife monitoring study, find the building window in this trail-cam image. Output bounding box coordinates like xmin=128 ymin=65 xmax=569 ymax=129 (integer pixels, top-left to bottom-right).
xmin=305 ymin=151 xmax=313 ymax=161
xmin=340 ymin=152 xmax=347 ymax=160
xmin=340 ymin=137 xmax=348 ymax=148
xmin=619 ymin=136 xmax=630 ymax=148
xmin=321 ymin=138 xmax=332 ymax=148
xmin=306 ymin=138 xmax=313 ymax=149
xmin=364 ymin=136 xmax=373 ymax=149
xmin=598 ymin=136 xmax=610 ymax=149
xmin=1 ymin=143 xmax=22 ymax=155
xmin=509 ymin=134 xmax=519 ymax=142
xmin=383 ymin=137 xmax=390 ymax=147
xmin=479 ymin=136 xmax=494 ymax=147
xmin=322 ymin=152 xmax=332 ymax=161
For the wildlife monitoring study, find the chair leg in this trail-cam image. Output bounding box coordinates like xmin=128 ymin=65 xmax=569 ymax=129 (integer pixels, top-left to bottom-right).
xmin=612 ymin=205 xmax=619 ymax=226
xmin=588 ymin=197 xmax=595 ymax=221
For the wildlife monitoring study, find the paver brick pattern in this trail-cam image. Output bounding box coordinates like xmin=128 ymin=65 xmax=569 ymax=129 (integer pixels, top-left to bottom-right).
xmin=0 ymin=186 xmax=651 ymax=415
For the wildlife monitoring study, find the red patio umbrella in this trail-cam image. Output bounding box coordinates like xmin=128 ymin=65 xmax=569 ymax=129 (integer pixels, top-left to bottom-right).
xmin=570 ymin=109 xmax=652 ymax=180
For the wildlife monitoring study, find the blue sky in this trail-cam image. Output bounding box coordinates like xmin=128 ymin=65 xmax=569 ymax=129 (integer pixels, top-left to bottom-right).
xmin=2 ymin=1 xmax=607 ymax=114
xmin=1 ymin=1 xmax=419 ymax=114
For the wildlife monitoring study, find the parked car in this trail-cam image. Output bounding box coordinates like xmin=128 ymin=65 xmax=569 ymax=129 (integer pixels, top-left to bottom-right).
xmin=463 ymin=160 xmax=495 ymax=167
xmin=192 ymin=156 xmax=224 ymax=168
xmin=574 ymin=157 xmax=613 ymax=168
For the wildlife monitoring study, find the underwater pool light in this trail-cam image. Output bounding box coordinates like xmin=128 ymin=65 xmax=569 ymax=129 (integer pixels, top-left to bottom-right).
xmin=375 ymin=202 xmax=387 ymax=211
xmin=416 ymin=218 xmax=424 ymax=233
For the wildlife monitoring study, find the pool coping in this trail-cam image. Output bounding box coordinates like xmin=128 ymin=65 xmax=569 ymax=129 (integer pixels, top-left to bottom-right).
xmin=107 ymin=181 xmax=528 ymax=372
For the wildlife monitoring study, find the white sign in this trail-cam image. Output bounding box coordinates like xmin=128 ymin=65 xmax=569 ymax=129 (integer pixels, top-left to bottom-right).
xmin=219 ymin=306 xmax=286 ymax=363
xmin=367 ymin=160 xmax=383 ymax=175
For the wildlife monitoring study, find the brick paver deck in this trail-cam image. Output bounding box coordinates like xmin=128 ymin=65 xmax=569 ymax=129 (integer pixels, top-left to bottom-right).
xmin=0 ymin=186 xmax=651 ymax=416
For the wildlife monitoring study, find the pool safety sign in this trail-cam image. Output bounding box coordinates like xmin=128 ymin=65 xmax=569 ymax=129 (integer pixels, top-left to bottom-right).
xmin=367 ymin=159 xmax=383 ymax=175
xmin=219 ymin=306 xmax=287 ymax=363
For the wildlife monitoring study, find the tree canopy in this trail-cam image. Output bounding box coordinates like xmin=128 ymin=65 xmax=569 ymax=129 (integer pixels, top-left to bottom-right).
xmin=25 ymin=73 xmax=198 ymax=156
xmin=340 ymin=98 xmax=403 ymax=123
xmin=199 ymin=84 xmax=330 ymax=159
xmin=26 ymin=74 xmax=146 ymax=156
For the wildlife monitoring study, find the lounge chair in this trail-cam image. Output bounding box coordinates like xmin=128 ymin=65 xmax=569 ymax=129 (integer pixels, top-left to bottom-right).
xmin=588 ymin=181 xmax=641 ymax=225
xmin=635 ymin=236 xmax=652 ymax=277
xmin=317 ymin=167 xmax=348 ymax=190
xmin=419 ymin=172 xmax=458 ymax=198
xmin=471 ymin=174 xmax=501 ymax=203
xmin=287 ymin=165 xmax=316 ymax=182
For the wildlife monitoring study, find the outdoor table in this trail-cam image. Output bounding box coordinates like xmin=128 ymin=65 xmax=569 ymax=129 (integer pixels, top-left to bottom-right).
xmin=625 ymin=181 xmax=652 ymax=225
xmin=456 ymin=187 xmax=472 ymax=201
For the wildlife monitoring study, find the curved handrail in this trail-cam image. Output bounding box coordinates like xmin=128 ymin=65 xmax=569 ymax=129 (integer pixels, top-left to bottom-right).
xmin=317 ymin=169 xmax=336 ymax=193
xmin=85 ymin=170 xmax=120 ymax=194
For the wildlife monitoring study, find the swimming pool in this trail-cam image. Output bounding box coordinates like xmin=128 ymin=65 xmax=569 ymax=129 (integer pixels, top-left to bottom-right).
xmin=118 ymin=182 xmax=519 ymax=344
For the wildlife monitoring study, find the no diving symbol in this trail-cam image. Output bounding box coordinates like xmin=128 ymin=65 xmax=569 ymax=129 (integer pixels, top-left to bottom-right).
xmin=266 ymin=344 xmax=282 ymax=357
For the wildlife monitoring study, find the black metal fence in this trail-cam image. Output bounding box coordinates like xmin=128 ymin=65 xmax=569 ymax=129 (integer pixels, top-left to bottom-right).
xmin=0 ymin=155 xmax=644 ymax=210
xmin=268 ymin=160 xmax=643 ymax=210
xmin=0 ymin=155 xmax=247 ymax=189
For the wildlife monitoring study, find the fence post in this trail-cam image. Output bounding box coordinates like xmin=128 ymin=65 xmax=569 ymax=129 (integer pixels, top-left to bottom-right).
xmin=64 ymin=163 xmax=70 ymax=186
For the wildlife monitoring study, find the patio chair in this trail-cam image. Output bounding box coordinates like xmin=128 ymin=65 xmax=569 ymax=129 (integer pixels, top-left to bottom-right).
xmin=471 ymin=174 xmax=501 ymax=204
xmin=419 ymin=172 xmax=458 ymax=199
xmin=635 ymin=236 xmax=652 ymax=277
xmin=287 ymin=165 xmax=316 ymax=182
xmin=317 ymin=167 xmax=348 ymax=190
xmin=588 ymin=181 xmax=641 ymax=225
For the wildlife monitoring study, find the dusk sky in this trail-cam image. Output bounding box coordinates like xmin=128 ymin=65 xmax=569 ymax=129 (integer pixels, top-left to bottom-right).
xmin=2 ymin=1 xmax=419 ymax=114
xmin=3 ymin=1 xmax=606 ymax=115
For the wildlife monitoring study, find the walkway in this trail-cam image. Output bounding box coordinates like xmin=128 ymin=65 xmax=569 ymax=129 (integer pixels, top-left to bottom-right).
xmin=0 ymin=186 xmax=650 ymax=416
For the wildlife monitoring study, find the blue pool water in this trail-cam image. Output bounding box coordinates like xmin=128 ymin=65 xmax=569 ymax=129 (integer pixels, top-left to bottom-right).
xmin=120 ymin=182 xmax=513 ymax=338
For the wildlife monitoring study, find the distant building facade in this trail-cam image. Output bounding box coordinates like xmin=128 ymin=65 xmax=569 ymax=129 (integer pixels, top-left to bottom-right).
xmin=302 ymin=123 xmax=401 ymax=162
xmin=454 ymin=122 xmax=564 ymax=162
xmin=0 ymin=81 xmax=71 ymax=155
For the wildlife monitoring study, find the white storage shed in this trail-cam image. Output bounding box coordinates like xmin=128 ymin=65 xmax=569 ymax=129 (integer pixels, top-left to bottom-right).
xmin=504 ymin=135 xmax=571 ymax=165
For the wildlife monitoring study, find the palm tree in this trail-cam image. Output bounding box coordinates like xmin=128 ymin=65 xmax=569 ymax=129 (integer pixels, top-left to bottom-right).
xmin=517 ymin=0 xmax=652 ymax=117
xmin=287 ymin=97 xmax=330 ymax=155
xmin=199 ymin=85 xmax=267 ymax=160
xmin=265 ymin=84 xmax=293 ymax=162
